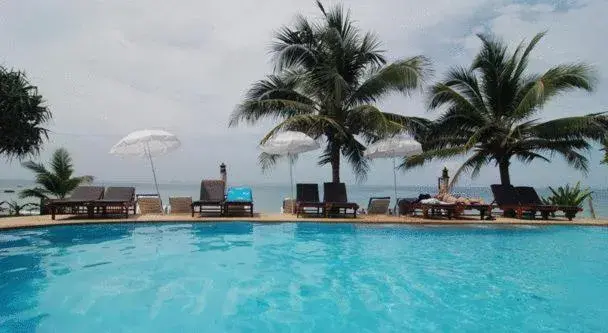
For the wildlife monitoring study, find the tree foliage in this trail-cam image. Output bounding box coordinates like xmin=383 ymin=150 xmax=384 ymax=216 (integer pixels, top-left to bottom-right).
xmin=230 ymin=1 xmax=430 ymax=182
xmin=20 ymin=148 xmax=94 ymax=200
xmin=0 ymin=66 xmax=51 ymax=159
xmin=401 ymin=32 xmax=606 ymax=186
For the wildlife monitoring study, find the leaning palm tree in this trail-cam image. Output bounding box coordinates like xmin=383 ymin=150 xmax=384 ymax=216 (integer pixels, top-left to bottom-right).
xmin=229 ymin=1 xmax=431 ymax=182
xmin=20 ymin=148 xmax=94 ymax=200
xmin=403 ymin=32 xmax=607 ymax=186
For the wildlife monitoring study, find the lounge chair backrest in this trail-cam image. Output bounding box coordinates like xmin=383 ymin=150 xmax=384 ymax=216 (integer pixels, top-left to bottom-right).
xmin=297 ymin=184 xmax=319 ymax=202
xmin=103 ymin=187 xmax=135 ymax=201
xmin=323 ymin=182 xmax=348 ymax=203
xmin=169 ymin=197 xmax=192 ymax=214
xmin=226 ymin=187 xmax=253 ymax=202
xmin=200 ymin=180 xmax=225 ymax=201
xmin=490 ymin=184 xmax=520 ymax=206
xmin=69 ymin=186 xmax=105 ymax=200
xmin=138 ymin=196 xmax=162 ymax=214
xmin=367 ymin=197 xmax=390 ymax=214
xmin=515 ymin=186 xmax=543 ymax=205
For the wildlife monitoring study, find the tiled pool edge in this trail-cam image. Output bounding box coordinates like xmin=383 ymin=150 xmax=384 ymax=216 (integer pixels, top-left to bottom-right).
xmin=1 ymin=214 xmax=607 ymax=231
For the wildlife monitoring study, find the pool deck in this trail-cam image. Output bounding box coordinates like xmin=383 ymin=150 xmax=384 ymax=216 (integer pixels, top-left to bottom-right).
xmin=1 ymin=213 xmax=607 ymax=230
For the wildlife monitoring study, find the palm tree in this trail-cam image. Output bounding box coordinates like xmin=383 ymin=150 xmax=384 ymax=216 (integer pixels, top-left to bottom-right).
xmin=20 ymin=148 xmax=94 ymax=200
xmin=229 ymin=1 xmax=431 ymax=182
xmin=402 ymin=32 xmax=607 ymax=186
xmin=0 ymin=66 xmax=51 ymax=159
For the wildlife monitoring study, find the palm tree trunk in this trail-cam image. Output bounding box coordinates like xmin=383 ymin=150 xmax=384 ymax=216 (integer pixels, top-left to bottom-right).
xmin=331 ymin=146 xmax=340 ymax=183
xmin=499 ymin=160 xmax=511 ymax=186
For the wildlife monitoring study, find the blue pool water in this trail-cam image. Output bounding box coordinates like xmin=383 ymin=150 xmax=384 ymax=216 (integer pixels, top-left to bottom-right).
xmin=1 ymin=223 xmax=607 ymax=332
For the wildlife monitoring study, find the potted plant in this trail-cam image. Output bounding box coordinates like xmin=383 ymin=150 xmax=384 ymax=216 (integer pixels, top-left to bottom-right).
xmin=542 ymin=182 xmax=592 ymax=220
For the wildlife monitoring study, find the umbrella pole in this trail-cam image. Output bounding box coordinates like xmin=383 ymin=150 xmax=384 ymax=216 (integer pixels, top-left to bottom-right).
xmin=393 ymin=155 xmax=398 ymax=215
xmin=146 ymin=143 xmax=163 ymax=213
xmin=289 ymin=154 xmax=295 ymax=199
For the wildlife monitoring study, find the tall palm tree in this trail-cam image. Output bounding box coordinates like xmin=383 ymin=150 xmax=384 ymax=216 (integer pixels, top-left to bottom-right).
xmin=20 ymin=148 xmax=94 ymax=200
xmin=0 ymin=66 xmax=51 ymax=160
xmin=402 ymin=32 xmax=607 ymax=186
xmin=229 ymin=1 xmax=431 ymax=182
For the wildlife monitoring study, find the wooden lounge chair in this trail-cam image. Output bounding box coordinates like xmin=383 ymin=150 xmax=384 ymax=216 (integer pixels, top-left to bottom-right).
xmin=397 ymin=197 xmax=419 ymax=216
xmin=418 ymin=202 xmax=461 ymax=219
xmin=461 ymin=203 xmax=493 ymax=220
xmin=515 ymin=186 xmax=581 ymax=220
xmin=137 ymin=195 xmax=163 ymax=215
xmin=295 ymin=183 xmax=324 ymax=217
xmin=90 ymin=187 xmax=136 ymax=219
xmin=170 ymin=197 xmax=193 ymax=214
xmin=48 ymin=186 xmax=105 ymax=220
xmin=224 ymin=186 xmax=254 ymax=217
xmin=367 ymin=197 xmax=390 ymax=215
xmin=191 ymin=180 xmax=225 ymax=217
xmin=323 ymin=183 xmax=359 ymax=218
xmin=491 ymin=184 xmax=540 ymax=219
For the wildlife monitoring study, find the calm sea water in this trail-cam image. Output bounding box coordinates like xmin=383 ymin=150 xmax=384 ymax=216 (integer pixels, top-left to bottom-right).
xmin=0 ymin=223 xmax=607 ymax=332
xmin=1 ymin=180 xmax=607 ymax=218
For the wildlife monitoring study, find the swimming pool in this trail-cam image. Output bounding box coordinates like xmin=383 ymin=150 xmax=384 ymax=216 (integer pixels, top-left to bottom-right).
xmin=1 ymin=222 xmax=606 ymax=332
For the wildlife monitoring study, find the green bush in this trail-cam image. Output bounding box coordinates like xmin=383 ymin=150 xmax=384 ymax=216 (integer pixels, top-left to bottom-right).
xmin=543 ymin=182 xmax=592 ymax=208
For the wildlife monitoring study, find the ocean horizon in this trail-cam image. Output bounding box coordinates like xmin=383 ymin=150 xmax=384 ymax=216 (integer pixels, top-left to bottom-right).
xmin=1 ymin=179 xmax=606 ymax=218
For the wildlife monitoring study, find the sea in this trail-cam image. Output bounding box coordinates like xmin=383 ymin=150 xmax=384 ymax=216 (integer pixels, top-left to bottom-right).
xmin=1 ymin=179 xmax=607 ymax=218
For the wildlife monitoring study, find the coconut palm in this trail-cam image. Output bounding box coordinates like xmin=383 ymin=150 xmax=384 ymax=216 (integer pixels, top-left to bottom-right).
xmin=20 ymin=148 xmax=94 ymax=200
xmin=0 ymin=201 xmax=39 ymax=216
xmin=0 ymin=66 xmax=51 ymax=159
xmin=229 ymin=1 xmax=431 ymax=182
xmin=402 ymin=32 xmax=607 ymax=186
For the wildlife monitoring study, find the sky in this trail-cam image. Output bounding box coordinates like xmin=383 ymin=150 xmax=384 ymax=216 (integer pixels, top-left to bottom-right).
xmin=1 ymin=0 xmax=607 ymax=187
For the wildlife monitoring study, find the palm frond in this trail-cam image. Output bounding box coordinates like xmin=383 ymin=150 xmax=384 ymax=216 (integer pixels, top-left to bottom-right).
xmin=229 ymin=99 xmax=316 ymax=127
xmin=345 ymin=105 xmax=403 ymax=141
xmin=428 ymin=67 xmax=486 ymax=114
xmin=512 ymin=63 xmax=597 ymax=119
xmin=19 ymin=187 xmax=50 ymax=200
xmin=450 ymin=151 xmax=491 ymax=188
xmin=349 ymin=56 xmax=431 ymax=105
xmin=529 ymin=113 xmax=608 ymax=141
xmin=399 ymin=145 xmax=469 ymax=169
xmin=258 ymin=152 xmax=283 ymax=173
xmin=341 ymin=135 xmax=368 ymax=182
xmin=260 ymin=114 xmax=346 ymax=145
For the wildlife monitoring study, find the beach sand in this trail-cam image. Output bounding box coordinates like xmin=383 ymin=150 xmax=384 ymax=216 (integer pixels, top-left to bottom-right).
xmin=1 ymin=213 xmax=607 ymax=230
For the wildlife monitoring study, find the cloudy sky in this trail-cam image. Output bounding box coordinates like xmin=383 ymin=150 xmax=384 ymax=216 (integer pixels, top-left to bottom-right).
xmin=1 ymin=0 xmax=606 ymax=187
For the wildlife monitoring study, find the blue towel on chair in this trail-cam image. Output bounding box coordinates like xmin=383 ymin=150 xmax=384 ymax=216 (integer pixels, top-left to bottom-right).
xmin=226 ymin=187 xmax=253 ymax=202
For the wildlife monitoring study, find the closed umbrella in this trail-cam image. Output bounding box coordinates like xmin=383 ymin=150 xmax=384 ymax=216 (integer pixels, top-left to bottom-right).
xmin=259 ymin=131 xmax=320 ymax=199
xmin=110 ymin=129 xmax=181 ymax=210
xmin=365 ymin=135 xmax=422 ymax=211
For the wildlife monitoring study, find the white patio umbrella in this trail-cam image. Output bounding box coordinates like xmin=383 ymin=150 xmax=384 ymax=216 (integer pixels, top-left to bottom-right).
xmin=110 ymin=129 xmax=181 ymax=210
xmin=365 ymin=135 xmax=422 ymax=208
xmin=259 ymin=131 xmax=320 ymax=199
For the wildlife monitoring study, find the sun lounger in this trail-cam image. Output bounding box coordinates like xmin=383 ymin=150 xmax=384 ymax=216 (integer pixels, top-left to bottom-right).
xmin=137 ymin=195 xmax=163 ymax=214
xmin=295 ymin=183 xmax=324 ymax=217
xmin=397 ymin=197 xmax=419 ymax=215
xmin=323 ymin=183 xmax=359 ymax=218
xmin=491 ymin=184 xmax=555 ymax=219
xmin=224 ymin=186 xmax=254 ymax=217
xmin=90 ymin=187 xmax=136 ymax=218
xmin=367 ymin=197 xmax=390 ymax=215
xmin=515 ymin=186 xmax=581 ymax=220
xmin=461 ymin=203 xmax=493 ymax=220
xmin=417 ymin=198 xmax=461 ymax=219
xmin=191 ymin=180 xmax=225 ymax=217
xmin=48 ymin=186 xmax=105 ymax=220
xmin=170 ymin=197 xmax=193 ymax=214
